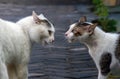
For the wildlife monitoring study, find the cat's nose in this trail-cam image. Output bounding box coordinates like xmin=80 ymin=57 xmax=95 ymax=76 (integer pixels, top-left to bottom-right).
xmin=65 ymin=32 xmax=68 ymax=36
xmin=52 ymin=39 xmax=54 ymax=42
xmin=50 ymin=38 xmax=54 ymax=43
xmin=65 ymin=33 xmax=67 ymax=36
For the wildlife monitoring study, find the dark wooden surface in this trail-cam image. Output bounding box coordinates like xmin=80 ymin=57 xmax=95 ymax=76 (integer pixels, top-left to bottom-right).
xmin=0 ymin=3 xmax=119 ymax=79
xmin=29 ymin=43 xmax=97 ymax=79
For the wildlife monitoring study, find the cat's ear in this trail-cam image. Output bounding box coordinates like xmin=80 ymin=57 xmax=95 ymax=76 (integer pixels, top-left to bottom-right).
xmin=88 ymin=23 xmax=97 ymax=34
xmin=32 ymin=11 xmax=42 ymax=24
xmin=39 ymin=14 xmax=45 ymax=18
xmin=79 ymin=16 xmax=87 ymax=23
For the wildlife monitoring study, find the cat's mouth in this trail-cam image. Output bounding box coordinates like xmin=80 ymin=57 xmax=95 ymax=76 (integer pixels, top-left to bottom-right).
xmin=42 ymin=40 xmax=49 ymax=45
xmin=66 ymin=38 xmax=76 ymax=43
xmin=65 ymin=36 xmax=76 ymax=43
xmin=42 ymin=40 xmax=53 ymax=46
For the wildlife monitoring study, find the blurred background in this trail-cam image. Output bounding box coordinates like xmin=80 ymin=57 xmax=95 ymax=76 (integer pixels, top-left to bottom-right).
xmin=0 ymin=0 xmax=119 ymax=79
xmin=0 ymin=0 xmax=119 ymax=5
xmin=0 ymin=0 xmax=92 ymax=5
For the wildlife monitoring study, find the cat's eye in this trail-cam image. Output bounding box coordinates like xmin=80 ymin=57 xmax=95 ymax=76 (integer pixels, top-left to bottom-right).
xmin=71 ymin=29 xmax=74 ymax=32
xmin=72 ymin=28 xmax=82 ymax=36
xmin=48 ymin=30 xmax=52 ymax=35
xmin=74 ymin=32 xmax=82 ymax=36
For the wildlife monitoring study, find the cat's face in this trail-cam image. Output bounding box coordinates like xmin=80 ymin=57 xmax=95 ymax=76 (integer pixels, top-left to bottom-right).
xmin=29 ymin=11 xmax=55 ymax=45
xmin=65 ymin=16 xmax=97 ymax=43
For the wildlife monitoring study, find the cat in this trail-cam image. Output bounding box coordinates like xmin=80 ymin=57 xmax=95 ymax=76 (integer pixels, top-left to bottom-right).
xmin=0 ymin=11 xmax=55 ymax=79
xmin=65 ymin=16 xmax=120 ymax=79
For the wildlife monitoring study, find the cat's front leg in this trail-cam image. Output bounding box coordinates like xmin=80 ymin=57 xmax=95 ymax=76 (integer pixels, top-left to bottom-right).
xmin=98 ymin=71 xmax=108 ymax=79
xmin=16 ymin=64 xmax=28 ymax=79
xmin=0 ymin=61 xmax=9 ymax=79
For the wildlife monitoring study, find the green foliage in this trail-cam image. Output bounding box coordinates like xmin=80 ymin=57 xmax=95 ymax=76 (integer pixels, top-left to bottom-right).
xmin=98 ymin=18 xmax=117 ymax=32
xmin=92 ymin=0 xmax=108 ymax=17
xmin=92 ymin=0 xmax=117 ymax=32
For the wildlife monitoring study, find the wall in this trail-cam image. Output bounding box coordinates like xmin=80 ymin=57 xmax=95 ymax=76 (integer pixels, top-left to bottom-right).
xmin=0 ymin=0 xmax=91 ymax=5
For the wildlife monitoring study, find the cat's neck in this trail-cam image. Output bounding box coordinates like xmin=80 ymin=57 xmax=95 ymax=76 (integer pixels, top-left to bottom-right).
xmin=84 ymin=27 xmax=107 ymax=48
xmin=18 ymin=16 xmax=34 ymax=30
xmin=17 ymin=16 xmax=35 ymax=43
xmin=84 ymin=27 xmax=119 ymax=51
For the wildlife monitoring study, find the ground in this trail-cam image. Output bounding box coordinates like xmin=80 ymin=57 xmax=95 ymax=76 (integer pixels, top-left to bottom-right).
xmin=0 ymin=3 xmax=120 ymax=79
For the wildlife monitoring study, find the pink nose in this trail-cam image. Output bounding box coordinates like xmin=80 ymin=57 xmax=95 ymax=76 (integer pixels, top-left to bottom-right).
xmin=52 ymin=39 xmax=54 ymax=42
xmin=65 ymin=32 xmax=68 ymax=36
xmin=51 ymin=38 xmax=55 ymax=43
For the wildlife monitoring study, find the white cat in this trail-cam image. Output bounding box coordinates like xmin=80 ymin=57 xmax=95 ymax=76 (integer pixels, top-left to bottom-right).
xmin=65 ymin=16 xmax=120 ymax=79
xmin=0 ymin=11 xmax=55 ymax=79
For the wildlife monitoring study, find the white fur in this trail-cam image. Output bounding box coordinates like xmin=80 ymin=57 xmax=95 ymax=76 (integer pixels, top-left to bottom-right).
xmin=65 ymin=23 xmax=120 ymax=79
xmin=0 ymin=18 xmax=30 ymax=79
xmin=84 ymin=22 xmax=93 ymax=25
xmin=0 ymin=12 xmax=55 ymax=79
xmin=65 ymin=23 xmax=76 ymax=43
xmin=39 ymin=14 xmax=46 ymax=19
xmin=17 ymin=14 xmax=55 ymax=45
